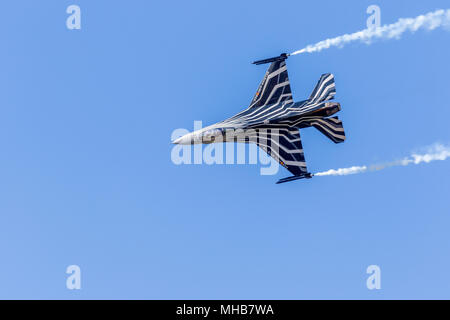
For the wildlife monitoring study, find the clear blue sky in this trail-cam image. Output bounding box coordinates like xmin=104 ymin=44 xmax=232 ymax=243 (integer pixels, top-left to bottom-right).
xmin=1 ymin=0 xmax=449 ymax=299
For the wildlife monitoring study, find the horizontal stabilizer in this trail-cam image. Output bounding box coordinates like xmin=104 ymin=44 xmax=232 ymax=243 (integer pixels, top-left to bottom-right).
xmin=311 ymin=117 xmax=346 ymax=143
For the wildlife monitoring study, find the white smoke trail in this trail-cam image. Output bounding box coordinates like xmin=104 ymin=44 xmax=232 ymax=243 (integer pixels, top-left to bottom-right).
xmin=315 ymin=143 xmax=450 ymax=177
xmin=315 ymin=166 xmax=367 ymax=176
xmin=290 ymin=9 xmax=450 ymax=55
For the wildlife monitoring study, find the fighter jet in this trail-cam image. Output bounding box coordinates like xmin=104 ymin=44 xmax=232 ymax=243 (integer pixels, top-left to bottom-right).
xmin=173 ymin=53 xmax=346 ymax=184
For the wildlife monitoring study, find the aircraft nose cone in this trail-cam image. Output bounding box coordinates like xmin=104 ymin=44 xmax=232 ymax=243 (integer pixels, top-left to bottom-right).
xmin=172 ymin=137 xmax=182 ymax=144
xmin=172 ymin=134 xmax=191 ymax=145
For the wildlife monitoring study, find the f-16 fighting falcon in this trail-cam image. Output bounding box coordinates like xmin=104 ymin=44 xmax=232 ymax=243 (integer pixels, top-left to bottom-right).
xmin=173 ymin=53 xmax=346 ymax=184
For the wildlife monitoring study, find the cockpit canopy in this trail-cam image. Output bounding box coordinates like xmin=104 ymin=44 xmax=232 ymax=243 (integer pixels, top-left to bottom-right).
xmin=197 ymin=128 xmax=224 ymax=143
xmin=202 ymin=128 xmax=223 ymax=138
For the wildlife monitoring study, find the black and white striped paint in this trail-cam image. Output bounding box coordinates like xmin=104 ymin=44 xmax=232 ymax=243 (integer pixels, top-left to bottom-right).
xmin=173 ymin=59 xmax=346 ymax=182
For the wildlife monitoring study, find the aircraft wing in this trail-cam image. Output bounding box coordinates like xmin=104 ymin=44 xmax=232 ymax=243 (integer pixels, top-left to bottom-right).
xmin=249 ymin=60 xmax=294 ymax=109
xmin=256 ymin=128 xmax=308 ymax=176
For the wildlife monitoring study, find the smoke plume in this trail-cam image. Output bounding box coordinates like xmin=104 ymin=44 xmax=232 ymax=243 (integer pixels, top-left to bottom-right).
xmin=315 ymin=143 xmax=450 ymax=177
xmin=290 ymin=9 xmax=450 ymax=55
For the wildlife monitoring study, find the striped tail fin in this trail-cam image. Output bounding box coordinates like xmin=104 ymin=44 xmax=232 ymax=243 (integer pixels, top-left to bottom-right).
xmin=309 ymin=73 xmax=336 ymax=103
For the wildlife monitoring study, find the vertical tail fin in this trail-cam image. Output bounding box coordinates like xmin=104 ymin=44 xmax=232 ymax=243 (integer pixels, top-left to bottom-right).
xmin=309 ymin=73 xmax=336 ymax=103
